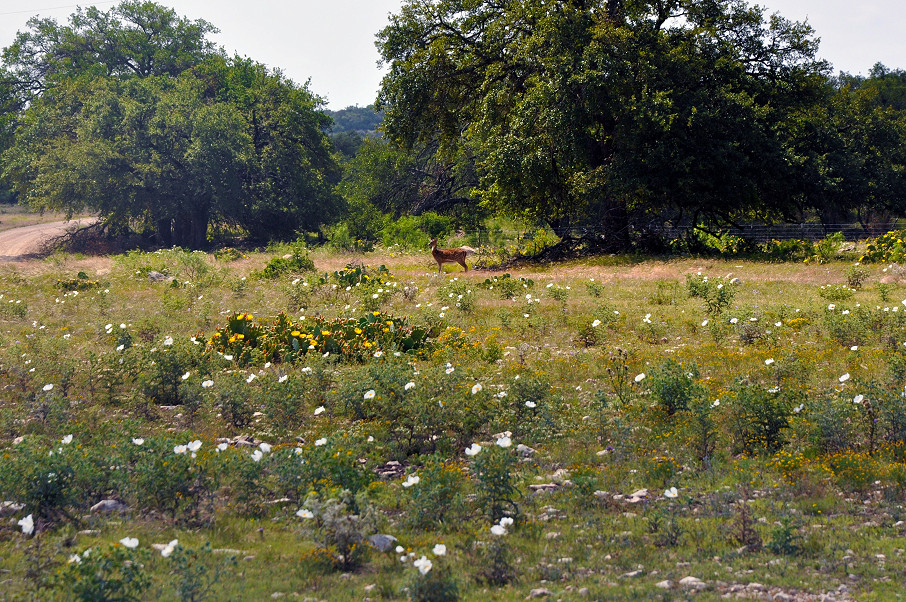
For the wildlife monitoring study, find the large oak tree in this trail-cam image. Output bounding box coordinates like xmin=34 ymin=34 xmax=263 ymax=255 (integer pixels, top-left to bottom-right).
xmin=377 ymin=0 xmax=832 ymax=249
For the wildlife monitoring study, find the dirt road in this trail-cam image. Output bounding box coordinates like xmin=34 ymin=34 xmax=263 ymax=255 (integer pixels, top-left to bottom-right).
xmin=0 ymin=218 xmax=98 ymax=260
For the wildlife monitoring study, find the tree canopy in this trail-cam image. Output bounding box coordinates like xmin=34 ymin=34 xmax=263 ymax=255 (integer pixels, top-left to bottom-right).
xmin=376 ymin=0 xmax=906 ymax=247
xmin=0 ymin=1 xmax=340 ymax=248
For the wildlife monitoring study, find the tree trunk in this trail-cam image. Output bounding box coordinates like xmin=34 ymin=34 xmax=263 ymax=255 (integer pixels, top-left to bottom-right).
xmin=156 ymin=218 xmax=173 ymax=247
xmin=174 ymin=211 xmax=191 ymax=248
xmin=190 ymin=204 xmax=209 ymax=250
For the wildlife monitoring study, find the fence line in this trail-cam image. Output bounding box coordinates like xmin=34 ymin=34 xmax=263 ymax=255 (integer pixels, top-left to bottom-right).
xmin=456 ymin=223 xmax=898 ymax=245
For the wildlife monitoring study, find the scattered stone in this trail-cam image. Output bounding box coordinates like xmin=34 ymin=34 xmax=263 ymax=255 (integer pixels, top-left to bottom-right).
xmin=593 ymin=490 xmax=609 ymax=499
xmin=12 ymin=436 xmax=24 ymax=445
xmin=545 ymin=532 xmax=560 ymax=540
xmin=375 ymin=461 xmax=406 ymax=480
xmin=679 ymin=576 xmax=705 ymax=589
xmin=773 ymin=593 xmax=794 ymax=602
xmin=78 ymin=530 xmax=99 ymax=536
xmin=90 ymin=499 xmax=126 ymax=513
xmin=529 ymin=483 xmax=559 ymax=493
xmin=0 ymin=501 xmax=24 ymax=517
xmin=147 ymin=271 xmax=175 ymax=283
xmin=747 ymin=583 xmax=765 ymax=592
xmin=526 ymin=588 xmax=553 ymax=599
xmin=516 ymin=444 xmax=537 ymax=457
xmin=655 ymin=580 xmax=673 ymax=589
xmin=212 ymin=548 xmax=243 ymax=555
xmin=367 ymin=534 xmax=398 ymax=552
xmin=629 ymin=489 xmax=649 ymax=498
xmin=621 ymin=570 xmax=643 ymax=578
xmin=364 ymin=584 xmax=376 ymax=593
xmin=578 ymin=587 xmax=589 ymax=596
xmin=266 ymin=498 xmax=293 ymax=506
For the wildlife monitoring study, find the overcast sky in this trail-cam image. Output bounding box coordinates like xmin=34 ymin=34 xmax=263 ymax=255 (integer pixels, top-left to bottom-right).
xmin=0 ymin=1 xmax=903 ymax=110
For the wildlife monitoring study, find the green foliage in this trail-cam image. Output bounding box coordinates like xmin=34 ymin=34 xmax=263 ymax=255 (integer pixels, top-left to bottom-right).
xmin=477 ymin=274 xmax=534 ymax=299
xmin=727 ymin=384 xmax=793 ymax=453
xmin=126 ymin=436 xmax=215 ymax=520
xmin=766 ymin=516 xmax=802 ymax=556
xmin=409 ymin=561 xmax=460 ymax=602
xmin=2 ymin=9 xmax=341 ymax=249
xmin=686 ymin=274 xmax=737 ymax=316
xmin=58 ymin=544 xmax=151 ymax=602
xmin=377 ymin=0 xmax=830 ymax=246
xmin=272 ymin=437 xmax=371 ymax=500
xmin=381 ymin=212 xmax=453 ymax=249
xmin=323 ymin=221 xmax=377 ymax=253
xmin=258 ymin=241 xmax=315 ymax=279
xmin=818 ymin=284 xmax=856 ymax=302
xmin=861 ymin=230 xmax=906 ymax=263
xmin=808 ymin=232 xmax=846 ymax=264
xmin=405 ymin=458 xmax=466 ymax=531
xmin=166 ymin=542 xmax=237 ymax=602
xmin=300 ymin=490 xmax=378 ymax=572
xmin=208 ymin=310 xmax=429 ymax=366
xmin=472 ymin=444 xmax=518 ymax=524
xmin=845 ymin=265 xmax=870 ymax=289
xmin=647 ymin=360 xmax=705 ymax=415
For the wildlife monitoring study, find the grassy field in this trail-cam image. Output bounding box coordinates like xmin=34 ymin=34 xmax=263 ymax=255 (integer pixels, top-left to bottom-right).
xmin=1 ymin=243 xmax=905 ymax=600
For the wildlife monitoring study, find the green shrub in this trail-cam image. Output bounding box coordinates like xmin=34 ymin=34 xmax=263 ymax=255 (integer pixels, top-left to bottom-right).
xmin=727 ymin=383 xmax=793 ymax=453
xmin=686 ymin=274 xmax=737 ymax=315
xmin=208 ymin=310 xmax=429 ymax=366
xmin=299 ymin=490 xmax=378 ymax=572
xmin=647 ymin=359 xmax=706 ymax=415
xmin=860 ymin=229 xmax=906 ymax=263
xmin=127 ymin=436 xmax=216 ymax=521
xmin=405 ymin=457 xmax=466 ymax=531
xmin=478 ymin=274 xmax=534 ymax=299
xmin=471 ymin=442 xmax=519 ymax=523
xmin=259 ymin=240 xmax=315 ymax=279
xmin=272 ymin=436 xmax=371 ymax=500
xmin=57 ymin=544 xmax=151 ymax=601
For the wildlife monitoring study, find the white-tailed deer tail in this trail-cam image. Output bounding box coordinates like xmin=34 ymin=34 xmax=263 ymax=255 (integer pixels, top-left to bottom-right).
xmin=430 ymin=238 xmax=476 ymax=272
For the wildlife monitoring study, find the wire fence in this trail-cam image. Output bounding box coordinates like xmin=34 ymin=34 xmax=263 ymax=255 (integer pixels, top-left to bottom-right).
xmin=461 ymin=223 xmax=898 ymax=246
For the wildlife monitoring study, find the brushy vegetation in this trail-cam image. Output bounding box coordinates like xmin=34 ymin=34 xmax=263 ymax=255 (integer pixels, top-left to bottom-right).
xmin=5 ymin=244 xmax=906 ymax=600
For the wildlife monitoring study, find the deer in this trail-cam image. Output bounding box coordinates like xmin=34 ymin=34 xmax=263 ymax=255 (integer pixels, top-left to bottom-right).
xmin=429 ymin=238 xmax=477 ymax=273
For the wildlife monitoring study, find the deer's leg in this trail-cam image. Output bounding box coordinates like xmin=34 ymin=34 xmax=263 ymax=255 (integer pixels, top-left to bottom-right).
xmin=459 ymin=258 xmax=468 ymax=272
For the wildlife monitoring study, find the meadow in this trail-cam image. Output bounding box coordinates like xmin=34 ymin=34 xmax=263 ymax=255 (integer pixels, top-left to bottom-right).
xmin=1 ymin=239 xmax=906 ymax=601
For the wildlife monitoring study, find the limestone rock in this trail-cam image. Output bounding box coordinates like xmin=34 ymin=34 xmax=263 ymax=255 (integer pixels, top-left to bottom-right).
xmin=367 ymin=534 xmax=398 ymax=552
xmin=679 ymin=576 xmax=705 ymax=589
xmin=90 ymin=499 xmax=126 ymax=513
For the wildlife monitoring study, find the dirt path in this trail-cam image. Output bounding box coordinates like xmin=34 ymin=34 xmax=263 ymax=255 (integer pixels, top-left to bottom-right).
xmin=0 ymin=218 xmax=98 ymax=261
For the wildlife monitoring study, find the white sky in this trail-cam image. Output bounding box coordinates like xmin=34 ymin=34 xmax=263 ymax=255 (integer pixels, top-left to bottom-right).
xmin=0 ymin=1 xmax=904 ymax=110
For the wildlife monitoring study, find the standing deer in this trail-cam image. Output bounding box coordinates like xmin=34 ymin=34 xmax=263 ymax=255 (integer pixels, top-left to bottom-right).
xmin=429 ymin=238 xmax=477 ymax=273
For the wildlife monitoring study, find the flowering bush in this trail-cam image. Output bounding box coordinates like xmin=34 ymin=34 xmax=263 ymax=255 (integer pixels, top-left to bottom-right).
xmin=860 ymin=229 xmax=906 ymax=263
xmin=208 ymin=311 xmax=430 ymax=366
